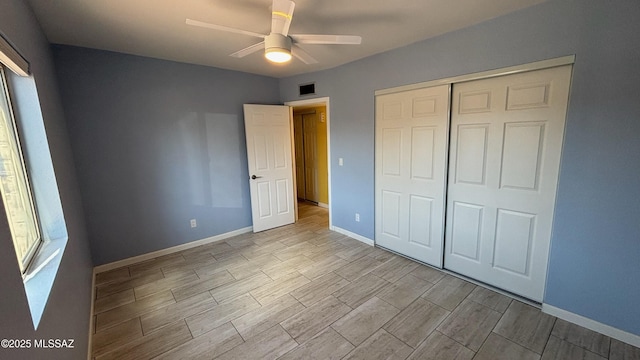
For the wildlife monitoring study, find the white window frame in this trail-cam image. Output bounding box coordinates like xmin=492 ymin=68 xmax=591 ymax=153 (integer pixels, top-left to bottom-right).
xmin=0 ymin=64 xmax=42 ymax=274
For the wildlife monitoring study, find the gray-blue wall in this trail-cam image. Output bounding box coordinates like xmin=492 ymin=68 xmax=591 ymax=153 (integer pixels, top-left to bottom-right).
xmin=0 ymin=1 xmax=93 ymax=359
xmin=52 ymin=46 xmax=281 ymax=265
xmin=279 ymin=0 xmax=640 ymax=335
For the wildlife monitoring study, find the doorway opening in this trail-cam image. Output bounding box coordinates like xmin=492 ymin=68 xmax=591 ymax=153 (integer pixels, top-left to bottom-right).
xmin=286 ymin=97 xmax=332 ymax=229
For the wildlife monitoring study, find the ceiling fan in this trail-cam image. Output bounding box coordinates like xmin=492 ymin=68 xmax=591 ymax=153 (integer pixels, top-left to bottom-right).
xmin=186 ymin=0 xmax=362 ymax=64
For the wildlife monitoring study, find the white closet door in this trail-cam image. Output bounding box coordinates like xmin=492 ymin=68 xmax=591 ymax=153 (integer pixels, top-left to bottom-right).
xmin=445 ymin=65 xmax=572 ymax=301
xmin=375 ymin=85 xmax=450 ymax=267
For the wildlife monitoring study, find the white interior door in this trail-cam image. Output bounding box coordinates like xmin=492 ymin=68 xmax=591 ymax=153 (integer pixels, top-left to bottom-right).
xmin=303 ymin=113 xmax=318 ymax=202
xmin=375 ymin=85 xmax=450 ymax=267
xmin=444 ymin=65 xmax=572 ymax=301
xmin=243 ymin=104 xmax=295 ymax=232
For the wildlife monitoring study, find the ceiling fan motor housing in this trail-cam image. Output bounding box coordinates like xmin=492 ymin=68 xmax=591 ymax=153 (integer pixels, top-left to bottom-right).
xmin=265 ymin=33 xmax=292 ymax=53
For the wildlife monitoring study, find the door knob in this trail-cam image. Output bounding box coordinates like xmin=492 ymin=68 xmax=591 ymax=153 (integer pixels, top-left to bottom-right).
xmin=251 ymin=175 xmax=262 ymax=180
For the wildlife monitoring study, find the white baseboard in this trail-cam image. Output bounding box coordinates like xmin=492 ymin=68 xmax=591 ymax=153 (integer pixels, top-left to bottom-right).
xmin=331 ymin=226 xmax=374 ymax=246
xmin=94 ymin=226 xmax=253 ymax=274
xmin=318 ymin=202 xmax=329 ymax=209
xmin=542 ymin=303 xmax=640 ymax=348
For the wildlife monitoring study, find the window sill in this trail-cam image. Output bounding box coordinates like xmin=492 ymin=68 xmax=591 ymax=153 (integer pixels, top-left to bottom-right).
xmin=22 ymin=235 xmax=68 ymax=329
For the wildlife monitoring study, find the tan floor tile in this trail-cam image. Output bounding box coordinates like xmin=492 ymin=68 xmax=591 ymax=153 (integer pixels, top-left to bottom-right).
xmin=240 ymin=241 xmax=287 ymax=260
xmin=290 ymin=272 xmax=351 ymax=307
xmin=407 ymin=331 xmax=475 ymax=360
xmin=177 ymin=246 xmax=219 ymax=262
xmin=134 ymin=271 xmax=199 ymax=299
xmin=128 ymin=253 xmax=186 ymax=278
xmin=377 ymin=274 xmax=434 ymax=310
xmin=140 ymin=292 xmax=216 ymax=334
xmin=225 ymin=235 xmax=257 ymax=248
xmin=410 ymin=265 xmax=446 ymax=284
xmin=261 ymin=254 xmax=312 ymax=280
xmin=281 ymin=295 xmax=352 ymax=344
xmin=343 ymin=329 xmax=413 ymax=360
xmin=610 ymin=339 xmax=640 ymax=360
xmin=336 ymin=237 xmax=369 ymax=248
xmin=421 ymin=275 xmax=476 ymax=311
xmin=95 ymin=267 xmax=130 ymax=286
xmin=215 ymin=325 xmax=297 ymax=360
xmin=95 ymin=320 xmax=192 ymax=360
xmin=384 ymin=297 xmax=450 ymax=348
xmin=232 ymin=294 xmax=305 ymax=340
xmin=475 ymin=333 xmax=541 ymax=360
xmin=333 ymin=273 xmax=390 ymax=308
xmin=371 ymin=256 xmax=420 ymax=283
xmin=437 ymin=299 xmax=502 ymax=351
xmin=541 ymin=336 xmax=607 ymax=360
xmin=152 ymin=322 xmax=243 ymax=360
xmin=206 ymin=241 xmax=236 ymax=256
xmin=250 ymin=271 xmax=310 ymax=305
xmin=335 ymin=244 xmax=375 ymax=262
xmin=170 ymin=270 xmax=234 ymax=302
xmin=209 ymin=271 xmax=273 ymax=303
xmin=334 ymin=255 xmax=385 ymax=281
xmin=185 ymin=293 xmax=260 ymax=337
xmin=279 ymin=327 xmax=355 ymax=360
xmin=367 ymin=248 xmax=397 ymax=262
xmin=92 ymin=318 xmax=143 ymax=358
xmin=278 ymin=231 xmax=316 ymax=247
xmin=299 ymin=255 xmax=349 ymax=280
xmin=332 ymin=296 xmax=400 ymax=346
xmin=160 ymin=254 xmax=216 ymax=277
xmin=227 ymin=254 xmax=282 ymax=280
xmin=194 ymin=255 xmax=248 ymax=277
xmin=96 ymin=269 xmax=164 ymax=299
xmin=466 ymin=286 xmax=512 ymax=313
xmin=272 ymin=241 xmax=316 ymax=261
xmin=94 ymin=289 xmax=136 ymax=314
xmin=551 ymin=318 xmax=610 ymax=357
xmin=493 ymin=300 xmax=556 ymax=354
xmin=95 ymin=290 xmax=175 ymax=332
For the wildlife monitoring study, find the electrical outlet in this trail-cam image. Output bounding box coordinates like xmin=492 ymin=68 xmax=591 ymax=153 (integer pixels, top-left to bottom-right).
xmin=355 ymin=213 xmax=360 ymax=222
xmin=190 ymin=219 xmax=197 ymax=228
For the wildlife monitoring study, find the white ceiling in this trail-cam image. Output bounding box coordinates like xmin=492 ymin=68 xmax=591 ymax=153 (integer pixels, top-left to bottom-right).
xmin=26 ymin=0 xmax=547 ymax=78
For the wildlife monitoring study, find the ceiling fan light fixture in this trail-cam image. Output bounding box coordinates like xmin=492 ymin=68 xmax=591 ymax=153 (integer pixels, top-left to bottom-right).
xmin=265 ymin=48 xmax=291 ymax=63
xmin=264 ymin=33 xmax=292 ymax=63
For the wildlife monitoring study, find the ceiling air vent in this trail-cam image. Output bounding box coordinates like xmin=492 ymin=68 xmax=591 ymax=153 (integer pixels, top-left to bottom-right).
xmin=299 ymin=83 xmax=315 ymax=96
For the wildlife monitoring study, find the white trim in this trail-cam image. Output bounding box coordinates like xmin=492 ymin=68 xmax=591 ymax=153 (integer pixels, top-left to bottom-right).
xmin=285 ymin=96 xmax=332 ymax=229
xmin=543 ymin=304 xmax=640 ymax=348
xmin=331 ymin=226 xmax=374 ymax=246
xmin=375 ymin=55 xmax=575 ymax=96
xmin=94 ymin=226 xmax=253 ymax=273
xmin=317 ymin=202 xmax=329 ymax=209
xmin=87 ymin=269 xmax=96 ymax=360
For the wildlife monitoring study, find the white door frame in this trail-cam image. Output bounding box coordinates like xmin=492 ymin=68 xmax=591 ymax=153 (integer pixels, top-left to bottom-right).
xmin=285 ymin=97 xmax=332 ymax=229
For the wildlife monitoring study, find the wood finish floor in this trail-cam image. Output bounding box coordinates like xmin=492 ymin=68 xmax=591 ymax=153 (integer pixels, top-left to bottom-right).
xmin=91 ymin=202 xmax=640 ymax=360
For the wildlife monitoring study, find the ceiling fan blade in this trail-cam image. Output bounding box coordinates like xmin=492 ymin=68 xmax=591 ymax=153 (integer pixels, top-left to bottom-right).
xmin=291 ymin=45 xmax=318 ymax=65
xmin=290 ymin=34 xmax=362 ymax=45
xmin=271 ymin=0 xmax=295 ymax=36
xmin=229 ymin=41 xmax=265 ymax=58
xmin=186 ymin=19 xmax=265 ymax=39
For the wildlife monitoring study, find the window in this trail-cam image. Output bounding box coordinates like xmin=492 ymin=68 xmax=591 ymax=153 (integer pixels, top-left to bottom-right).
xmin=1 ymin=34 xmax=69 ymax=329
xmin=0 ymin=65 xmax=42 ymax=273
